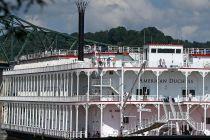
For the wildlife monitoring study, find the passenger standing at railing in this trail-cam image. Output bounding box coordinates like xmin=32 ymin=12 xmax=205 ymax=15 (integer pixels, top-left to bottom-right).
xmin=92 ymin=57 xmax=96 ymax=67
xmin=112 ymin=57 xmax=116 ymax=67
xmin=162 ymin=59 xmax=167 ymax=68
xmin=158 ymin=58 xmax=162 ymax=68
xmin=196 ymin=48 xmax=199 ymax=54
xmin=107 ymin=57 xmax=111 ymax=67
xmin=189 ymin=93 xmax=192 ymax=101
xmin=98 ymin=58 xmax=103 ymax=66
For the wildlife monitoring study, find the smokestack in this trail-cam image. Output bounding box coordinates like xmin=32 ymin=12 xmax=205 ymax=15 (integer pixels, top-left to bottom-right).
xmin=76 ymin=0 xmax=88 ymax=61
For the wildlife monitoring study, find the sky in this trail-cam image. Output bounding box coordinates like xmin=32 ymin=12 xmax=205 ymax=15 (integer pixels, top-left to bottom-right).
xmin=14 ymin=0 xmax=210 ymax=42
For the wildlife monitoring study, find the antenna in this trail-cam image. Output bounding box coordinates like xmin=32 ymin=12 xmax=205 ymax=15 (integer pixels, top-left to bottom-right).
xmin=76 ymin=0 xmax=88 ymax=61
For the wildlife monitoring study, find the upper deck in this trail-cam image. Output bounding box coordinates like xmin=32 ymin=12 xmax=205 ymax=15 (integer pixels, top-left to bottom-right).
xmin=3 ymin=44 xmax=210 ymax=75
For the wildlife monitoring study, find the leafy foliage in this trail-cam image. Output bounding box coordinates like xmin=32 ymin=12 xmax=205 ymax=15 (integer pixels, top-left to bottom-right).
xmin=72 ymin=26 xmax=210 ymax=48
xmin=0 ymin=0 xmax=47 ymax=15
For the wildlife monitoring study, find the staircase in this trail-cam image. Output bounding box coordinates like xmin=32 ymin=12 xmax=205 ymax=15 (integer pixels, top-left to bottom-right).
xmin=124 ymin=115 xmax=167 ymax=136
xmin=91 ymin=78 xmax=119 ymax=94
xmin=124 ymin=96 xmax=205 ymax=136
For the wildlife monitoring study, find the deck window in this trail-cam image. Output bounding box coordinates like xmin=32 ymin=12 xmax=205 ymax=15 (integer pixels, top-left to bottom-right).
xmin=158 ymin=49 xmax=175 ymax=53
xmin=139 ymin=87 xmax=150 ymax=95
xmin=123 ymin=117 xmax=129 ymax=124
xmin=176 ymin=49 xmax=181 ymax=53
xmin=109 ymin=71 xmax=114 ymax=75
xmin=151 ymin=49 xmax=156 ymax=53
xmin=206 ymin=118 xmax=210 ymax=124
xmin=182 ymin=90 xmax=195 ymax=97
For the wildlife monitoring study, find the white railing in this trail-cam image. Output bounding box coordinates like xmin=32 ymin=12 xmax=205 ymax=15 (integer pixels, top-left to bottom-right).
xmin=3 ymin=61 xmax=92 ymax=75
xmin=4 ymin=59 xmax=146 ymax=75
xmin=127 ymin=95 xmax=163 ymax=101
xmin=0 ymin=94 xmax=165 ymax=102
xmin=168 ymin=112 xmax=187 ymax=120
xmin=1 ymin=123 xmax=85 ymax=139
xmin=107 ymin=46 xmax=143 ymax=53
xmin=177 ymin=95 xmax=208 ymax=102
xmin=0 ymin=96 xmax=87 ymax=102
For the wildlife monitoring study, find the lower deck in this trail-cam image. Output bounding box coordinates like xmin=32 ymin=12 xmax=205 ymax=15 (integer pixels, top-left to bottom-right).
xmin=1 ymin=101 xmax=210 ymax=138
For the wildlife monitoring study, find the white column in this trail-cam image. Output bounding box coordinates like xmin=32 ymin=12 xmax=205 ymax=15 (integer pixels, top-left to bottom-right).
xmin=70 ymin=73 xmax=73 ymax=96
xmin=55 ymin=105 xmax=58 ymax=130
xmin=138 ymin=105 xmax=142 ymax=128
xmin=70 ymin=105 xmax=72 ymax=135
xmin=156 ymin=71 xmax=159 ymax=100
xmin=11 ymin=103 xmax=13 ymax=125
xmin=12 ymin=77 xmax=14 ymax=96
xmin=21 ymin=104 xmax=24 ymax=126
xmin=4 ymin=77 xmax=6 ymax=96
xmin=42 ymin=104 xmax=44 ymax=129
xmin=38 ymin=104 xmax=41 ymax=128
xmin=58 ymin=105 xmax=61 ymax=130
xmin=100 ymin=73 xmax=103 ymax=100
xmin=13 ymin=103 xmax=16 ymax=125
xmin=52 ymin=74 xmax=55 ymax=96
xmin=14 ymin=77 xmax=16 ymax=96
xmin=85 ymin=105 xmax=89 ymax=138
xmin=25 ymin=104 xmax=27 ymax=126
xmin=158 ymin=104 xmax=160 ymax=121
xmin=185 ymin=72 xmax=189 ymax=100
xmin=33 ymin=76 xmax=35 ymax=96
xmin=202 ymin=72 xmax=206 ymax=99
xmin=31 ymin=75 xmax=33 ymax=96
xmin=63 ymin=105 xmax=65 ymax=130
xmin=17 ymin=76 xmax=19 ymax=96
xmin=77 ymin=72 xmax=79 ymax=98
xmin=59 ymin=73 xmax=62 ymax=96
xmin=49 ymin=74 xmax=52 ymax=96
xmin=37 ymin=75 xmax=39 ymax=96
xmin=100 ymin=104 xmax=104 ymax=138
xmin=66 ymin=73 xmax=69 ymax=96
xmin=23 ymin=76 xmax=25 ymax=94
xmin=29 ymin=104 xmax=32 ymax=127
xmin=46 ymin=74 xmax=48 ymax=96
xmin=18 ymin=103 xmax=21 ymax=125
xmin=43 ymin=75 xmax=45 ymax=96
xmin=42 ymin=75 xmax=44 ymax=96
xmin=87 ymin=72 xmax=90 ymax=101
xmin=187 ymin=104 xmax=190 ymax=120
xmin=63 ymin=73 xmax=66 ymax=96
xmin=120 ymin=65 xmax=124 ymax=135
xmin=51 ymin=105 xmax=54 ymax=129
xmin=9 ymin=77 xmax=11 ymax=96
xmin=2 ymin=77 xmax=4 ymax=96
xmin=65 ymin=105 xmax=68 ymax=131
xmin=13 ymin=103 xmax=15 ymax=125
xmin=8 ymin=103 xmax=10 ymax=124
xmin=48 ymin=104 xmax=51 ymax=130
xmin=204 ymin=105 xmax=207 ymax=130
xmin=75 ymin=105 xmax=79 ymax=138
xmin=57 ymin=73 xmax=59 ymax=96
xmin=27 ymin=75 xmax=29 ymax=95
xmin=39 ymin=75 xmax=41 ymax=96
xmin=5 ymin=77 xmax=7 ymax=96
xmin=44 ymin=104 xmax=48 ymax=130
xmin=35 ymin=104 xmax=38 ymax=127
xmin=32 ymin=104 xmax=35 ymax=127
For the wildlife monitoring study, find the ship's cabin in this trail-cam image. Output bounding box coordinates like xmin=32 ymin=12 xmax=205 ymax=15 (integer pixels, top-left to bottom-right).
xmin=143 ymin=44 xmax=184 ymax=68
